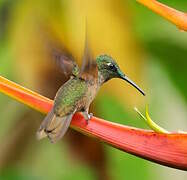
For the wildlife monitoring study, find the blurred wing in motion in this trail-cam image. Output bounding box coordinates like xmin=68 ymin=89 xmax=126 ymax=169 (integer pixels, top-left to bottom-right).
xmin=80 ymin=25 xmax=98 ymax=81
xmin=39 ymin=25 xmax=80 ymax=78
xmin=37 ymin=108 xmax=75 ymax=143
xmin=51 ymin=46 xmax=79 ymax=77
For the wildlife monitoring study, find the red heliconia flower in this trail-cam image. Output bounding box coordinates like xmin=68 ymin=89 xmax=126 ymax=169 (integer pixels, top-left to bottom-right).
xmin=0 ymin=75 xmax=187 ymax=171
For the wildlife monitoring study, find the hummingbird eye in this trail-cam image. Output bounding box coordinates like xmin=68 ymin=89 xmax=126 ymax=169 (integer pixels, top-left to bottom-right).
xmin=107 ymin=63 xmax=117 ymax=71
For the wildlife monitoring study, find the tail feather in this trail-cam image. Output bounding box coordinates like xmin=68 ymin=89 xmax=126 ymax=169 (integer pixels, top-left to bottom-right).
xmin=37 ymin=108 xmax=74 ymax=143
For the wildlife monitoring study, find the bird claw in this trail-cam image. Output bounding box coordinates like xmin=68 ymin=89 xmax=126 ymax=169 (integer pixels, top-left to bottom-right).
xmin=82 ymin=111 xmax=93 ymax=124
xmin=88 ymin=113 xmax=93 ymax=119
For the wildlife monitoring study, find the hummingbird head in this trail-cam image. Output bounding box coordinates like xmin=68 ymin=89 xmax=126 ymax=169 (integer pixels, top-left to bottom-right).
xmin=96 ymin=55 xmax=145 ymax=96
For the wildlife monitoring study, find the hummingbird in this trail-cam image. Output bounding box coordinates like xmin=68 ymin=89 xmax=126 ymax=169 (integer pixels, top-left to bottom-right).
xmin=37 ymin=32 xmax=145 ymax=143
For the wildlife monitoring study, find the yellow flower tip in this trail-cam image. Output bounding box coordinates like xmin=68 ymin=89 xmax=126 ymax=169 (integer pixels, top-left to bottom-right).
xmin=134 ymin=107 xmax=147 ymax=122
xmin=145 ymin=105 xmax=170 ymax=134
xmin=134 ymin=105 xmax=170 ymax=134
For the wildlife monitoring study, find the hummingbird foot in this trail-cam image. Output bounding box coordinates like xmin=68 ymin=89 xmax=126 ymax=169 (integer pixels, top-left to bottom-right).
xmin=82 ymin=111 xmax=93 ymax=124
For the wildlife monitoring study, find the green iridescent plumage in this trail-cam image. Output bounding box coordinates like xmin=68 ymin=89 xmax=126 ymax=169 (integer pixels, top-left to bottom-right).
xmin=54 ymin=78 xmax=87 ymax=117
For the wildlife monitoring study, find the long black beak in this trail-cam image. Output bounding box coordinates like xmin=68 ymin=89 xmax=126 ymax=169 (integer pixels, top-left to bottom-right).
xmin=121 ymin=75 xmax=145 ymax=96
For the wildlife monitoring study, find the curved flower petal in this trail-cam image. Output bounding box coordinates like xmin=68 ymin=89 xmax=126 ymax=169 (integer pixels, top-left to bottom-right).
xmin=137 ymin=0 xmax=187 ymax=31
xmin=0 ymin=75 xmax=187 ymax=171
xmin=0 ymin=76 xmax=52 ymax=113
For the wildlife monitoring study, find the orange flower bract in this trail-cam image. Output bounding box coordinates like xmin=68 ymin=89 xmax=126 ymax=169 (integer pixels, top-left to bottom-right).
xmin=0 ymin=75 xmax=187 ymax=171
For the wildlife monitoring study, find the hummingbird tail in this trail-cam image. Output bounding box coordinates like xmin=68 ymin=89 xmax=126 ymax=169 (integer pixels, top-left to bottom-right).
xmin=36 ymin=108 xmax=74 ymax=143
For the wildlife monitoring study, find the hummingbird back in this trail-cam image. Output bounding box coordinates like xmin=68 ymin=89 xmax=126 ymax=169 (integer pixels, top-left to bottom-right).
xmin=37 ymin=77 xmax=89 ymax=143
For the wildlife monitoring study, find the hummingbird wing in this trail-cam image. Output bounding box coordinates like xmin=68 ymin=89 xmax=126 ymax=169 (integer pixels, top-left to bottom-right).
xmin=49 ymin=41 xmax=79 ymax=77
xmin=37 ymin=108 xmax=75 ymax=143
xmin=80 ymin=26 xmax=98 ymax=81
xmin=40 ymin=26 xmax=79 ymax=77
